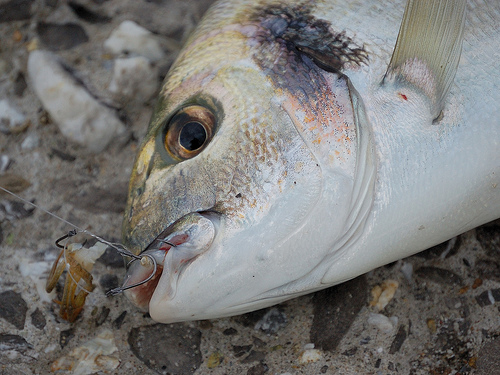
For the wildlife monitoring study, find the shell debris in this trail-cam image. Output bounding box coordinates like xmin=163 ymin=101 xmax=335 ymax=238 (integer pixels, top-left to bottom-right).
xmin=299 ymin=343 xmax=322 ymax=364
xmin=370 ymin=279 xmax=399 ymax=311
xmin=50 ymin=329 xmax=120 ymax=374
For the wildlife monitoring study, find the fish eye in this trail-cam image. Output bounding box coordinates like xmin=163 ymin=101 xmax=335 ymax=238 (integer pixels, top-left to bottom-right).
xmin=164 ymin=105 xmax=216 ymax=160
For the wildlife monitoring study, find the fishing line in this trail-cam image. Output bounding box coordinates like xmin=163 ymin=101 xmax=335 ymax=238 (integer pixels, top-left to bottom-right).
xmin=0 ymin=185 xmax=159 ymax=295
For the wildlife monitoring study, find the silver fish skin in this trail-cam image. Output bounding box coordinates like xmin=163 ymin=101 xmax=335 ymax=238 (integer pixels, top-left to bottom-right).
xmin=122 ymin=0 xmax=500 ymax=323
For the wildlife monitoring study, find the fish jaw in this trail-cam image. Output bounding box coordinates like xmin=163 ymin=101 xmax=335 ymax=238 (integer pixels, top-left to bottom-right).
xmin=123 ymin=212 xmax=217 ymax=310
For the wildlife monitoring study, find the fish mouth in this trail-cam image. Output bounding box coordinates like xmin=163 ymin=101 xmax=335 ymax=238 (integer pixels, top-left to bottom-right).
xmin=123 ymin=211 xmax=218 ymax=310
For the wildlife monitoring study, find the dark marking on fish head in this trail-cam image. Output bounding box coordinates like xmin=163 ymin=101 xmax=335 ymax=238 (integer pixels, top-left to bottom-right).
xmin=248 ymin=4 xmax=368 ymax=74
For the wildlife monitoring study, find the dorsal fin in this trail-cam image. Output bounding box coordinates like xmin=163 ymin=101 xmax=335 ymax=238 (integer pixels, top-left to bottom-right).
xmin=386 ymin=0 xmax=466 ymax=119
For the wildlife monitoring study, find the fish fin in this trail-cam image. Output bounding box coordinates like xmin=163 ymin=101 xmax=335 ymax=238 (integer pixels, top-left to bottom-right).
xmin=385 ymin=0 xmax=466 ymax=119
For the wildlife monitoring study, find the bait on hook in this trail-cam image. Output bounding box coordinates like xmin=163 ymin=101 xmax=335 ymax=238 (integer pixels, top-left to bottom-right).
xmin=0 ymin=185 xmax=160 ymax=322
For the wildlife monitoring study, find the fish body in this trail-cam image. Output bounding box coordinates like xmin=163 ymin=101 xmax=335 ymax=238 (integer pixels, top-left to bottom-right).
xmin=122 ymin=0 xmax=500 ymax=323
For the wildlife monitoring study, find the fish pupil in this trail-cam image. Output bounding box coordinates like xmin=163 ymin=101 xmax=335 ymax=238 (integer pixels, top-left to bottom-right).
xmin=179 ymin=121 xmax=207 ymax=151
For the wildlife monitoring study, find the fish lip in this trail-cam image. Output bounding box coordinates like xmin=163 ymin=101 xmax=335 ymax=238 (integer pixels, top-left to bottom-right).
xmin=141 ymin=209 xmax=220 ymax=255
xmin=123 ymin=210 xmax=219 ymax=310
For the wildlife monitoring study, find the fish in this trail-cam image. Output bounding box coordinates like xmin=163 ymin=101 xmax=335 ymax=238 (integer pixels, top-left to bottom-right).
xmin=120 ymin=0 xmax=500 ymax=323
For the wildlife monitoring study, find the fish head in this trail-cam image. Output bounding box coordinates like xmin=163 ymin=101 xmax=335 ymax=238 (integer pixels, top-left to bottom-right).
xmin=122 ymin=4 xmax=374 ymax=323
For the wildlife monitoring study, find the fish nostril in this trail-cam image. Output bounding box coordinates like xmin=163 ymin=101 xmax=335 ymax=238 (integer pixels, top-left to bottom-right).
xmin=136 ymin=186 xmax=144 ymax=197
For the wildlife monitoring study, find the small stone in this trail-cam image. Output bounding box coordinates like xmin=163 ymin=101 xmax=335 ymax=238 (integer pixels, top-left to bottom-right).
xmin=310 ymin=275 xmax=367 ymax=351
xmin=400 ymin=261 xmax=413 ymax=284
xmin=235 ymin=308 xmax=268 ymax=328
xmin=427 ymin=318 xmax=437 ymax=334
xmin=198 ymin=320 xmax=213 ymax=329
xmin=36 ymin=22 xmax=89 ymax=51
xmin=0 ymin=0 xmax=34 ymax=22
xmin=475 ymin=337 xmax=500 ymax=375
xmin=112 ymin=311 xmax=127 ymax=330
xmin=30 ymin=308 xmax=46 ymax=330
xmin=13 ymin=72 xmax=27 ymax=96
xmin=415 ymin=266 xmax=463 ymax=286
xmin=475 ymin=259 xmax=500 ymax=282
xmin=108 ymin=56 xmax=159 ymax=105
xmin=247 ymin=363 xmax=269 ymax=375
xmin=475 ymin=288 xmax=500 ymax=307
xmin=128 ymin=323 xmax=202 ymax=374
xmin=67 ymin=1 xmax=111 ymax=24
xmin=207 ymin=351 xmax=224 ymax=368
xmin=28 ymin=50 xmax=126 ymax=152
xmin=60 ymin=328 xmax=75 ymax=349
xmin=342 ymin=347 xmax=358 ymax=356
xmin=0 ymin=290 xmax=28 ymax=330
xmin=241 ymin=350 xmax=266 ymax=364
xmin=223 ymin=327 xmax=238 ymax=335
xmin=254 ymin=308 xmax=287 ymax=334
xmin=0 ymin=99 xmax=26 ymax=134
xmin=389 ymin=324 xmax=407 ymax=354
xmin=99 ymin=274 xmax=119 ymax=292
xmin=367 ymin=313 xmax=398 ymax=333
xmin=104 ymin=20 xmax=165 ymax=61
xmin=472 ymin=278 xmax=483 ymax=289
xmin=476 ymin=223 xmax=500 ymax=255
xmin=299 ymin=349 xmax=322 ymax=364
xmin=49 ymin=148 xmax=77 ymax=162
xmin=233 ymin=345 xmax=252 ymax=358
xmin=0 ymin=154 xmax=11 ymax=173
xmin=21 ymin=132 xmax=39 ymax=150
xmin=95 ymin=307 xmax=110 ymax=326
xmin=0 ymin=334 xmax=32 ymax=352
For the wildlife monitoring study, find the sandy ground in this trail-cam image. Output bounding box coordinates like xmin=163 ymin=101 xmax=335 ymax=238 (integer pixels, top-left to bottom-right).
xmin=0 ymin=1 xmax=499 ymax=374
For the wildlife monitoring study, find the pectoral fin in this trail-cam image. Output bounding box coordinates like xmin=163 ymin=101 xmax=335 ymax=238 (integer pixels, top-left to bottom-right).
xmin=385 ymin=0 xmax=466 ymax=119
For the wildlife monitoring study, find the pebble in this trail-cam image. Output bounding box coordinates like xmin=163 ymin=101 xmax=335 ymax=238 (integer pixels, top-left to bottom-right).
xmin=476 ymin=223 xmax=500 ymax=255
xmin=254 ymin=308 xmax=287 ymax=334
xmin=21 ymin=132 xmax=40 ymax=150
xmin=389 ymin=324 xmax=408 ymax=354
xmin=0 ymin=99 xmax=26 ymax=134
xmin=104 ymin=20 xmax=165 ymax=61
xmin=247 ymin=363 xmax=269 ymax=375
xmin=27 ymin=50 xmax=126 ymax=152
xmin=0 ymin=154 xmax=11 ymax=172
xmin=112 ymin=311 xmax=127 ymax=329
xmin=415 ymin=266 xmax=463 ymax=286
xmin=233 ymin=344 xmax=252 ymax=357
xmin=475 ymin=288 xmax=500 ymax=307
xmin=0 ymin=290 xmax=27 ymax=330
xmin=30 ymin=308 xmax=46 ymax=330
xmin=18 ymin=258 xmax=55 ymax=303
xmin=51 ymin=329 xmax=120 ymax=375
xmin=108 ymin=56 xmax=159 ymax=105
xmin=36 ymin=22 xmax=89 ymax=51
xmin=0 ymin=334 xmax=32 ymax=352
xmin=310 ymin=275 xmax=367 ymax=351
xmin=59 ymin=328 xmax=75 ymax=349
xmin=207 ymin=351 xmax=224 ymax=369
xmin=67 ymin=1 xmax=111 ymax=24
xmin=367 ymin=313 xmax=398 ymax=333
xmin=299 ymin=348 xmax=322 ymax=364
xmin=128 ymin=323 xmax=202 ymax=374
xmin=0 ymin=0 xmax=34 ymax=22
